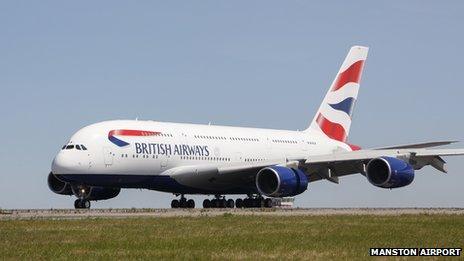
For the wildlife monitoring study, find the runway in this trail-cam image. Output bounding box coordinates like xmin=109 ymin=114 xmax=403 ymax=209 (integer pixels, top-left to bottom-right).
xmin=1 ymin=208 xmax=463 ymax=220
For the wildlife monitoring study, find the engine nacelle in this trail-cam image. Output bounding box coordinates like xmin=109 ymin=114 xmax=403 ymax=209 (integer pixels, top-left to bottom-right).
xmin=47 ymin=172 xmax=73 ymax=195
xmin=256 ymin=166 xmax=308 ymax=197
xmin=366 ymin=157 xmax=414 ymax=188
xmin=72 ymin=186 xmax=121 ymax=201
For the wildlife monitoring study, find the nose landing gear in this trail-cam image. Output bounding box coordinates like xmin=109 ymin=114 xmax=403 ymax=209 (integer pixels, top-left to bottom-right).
xmin=74 ymin=199 xmax=91 ymax=209
xmin=72 ymin=185 xmax=91 ymax=209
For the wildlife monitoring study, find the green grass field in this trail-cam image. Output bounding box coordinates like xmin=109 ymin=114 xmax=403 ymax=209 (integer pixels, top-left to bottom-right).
xmin=0 ymin=214 xmax=463 ymax=260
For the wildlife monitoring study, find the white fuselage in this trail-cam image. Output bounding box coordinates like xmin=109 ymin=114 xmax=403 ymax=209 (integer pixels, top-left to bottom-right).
xmin=51 ymin=120 xmax=351 ymax=194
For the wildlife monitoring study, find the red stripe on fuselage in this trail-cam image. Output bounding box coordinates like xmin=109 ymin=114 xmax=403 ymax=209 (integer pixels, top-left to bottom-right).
xmin=331 ymin=60 xmax=364 ymax=91
xmin=108 ymin=129 xmax=160 ymax=137
xmin=347 ymin=143 xmax=361 ymax=151
xmin=316 ymin=114 xmax=346 ymax=142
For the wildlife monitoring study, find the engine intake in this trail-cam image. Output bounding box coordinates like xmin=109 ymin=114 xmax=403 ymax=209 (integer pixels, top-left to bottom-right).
xmin=366 ymin=157 xmax=414 ymax=188
xmin=256 ymin=166 xmax=308 ymax=197
xmin=47 ymin=172 xmax=73 ymax=195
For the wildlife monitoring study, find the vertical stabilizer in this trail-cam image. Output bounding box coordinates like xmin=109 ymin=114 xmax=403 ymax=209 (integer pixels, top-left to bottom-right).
xmin=305 ymin=46 xmax=369 ymax=142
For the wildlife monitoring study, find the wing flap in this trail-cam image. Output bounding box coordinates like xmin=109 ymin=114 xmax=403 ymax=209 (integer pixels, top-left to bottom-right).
xmin=304 ymin=148 xmax=464 ymax=182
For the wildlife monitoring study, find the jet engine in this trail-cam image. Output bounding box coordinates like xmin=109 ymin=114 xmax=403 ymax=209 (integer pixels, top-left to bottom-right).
xmin=255 ymin=166 xmax=308 ymax=197
xmin=47 ymin=172 xmax=73 ymax=195
xmin=366 ymin=157 xmax=414 ymax=188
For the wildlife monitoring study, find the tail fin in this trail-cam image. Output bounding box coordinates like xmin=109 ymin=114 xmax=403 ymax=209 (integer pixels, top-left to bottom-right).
xmin=305 ymin=46 xmax=369 ymax=142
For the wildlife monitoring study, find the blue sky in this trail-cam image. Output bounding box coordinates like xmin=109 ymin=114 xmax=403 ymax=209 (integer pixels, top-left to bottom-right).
xmin=1 ymin=1 xmax=463 ymax=208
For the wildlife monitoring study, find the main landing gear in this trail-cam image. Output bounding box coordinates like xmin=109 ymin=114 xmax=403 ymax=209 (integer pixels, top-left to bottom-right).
xmin=202 ymin=195 xmax=274 ymax=208
xmin=235 ymin=196 xmax=273 ymax=208
xmin=202 ymin=195 xmax=235 ymax=208
xmin=171 ymin=195 xmax=195 ymax=208
xmin=74 ymin=199 xmax=91 ymax=209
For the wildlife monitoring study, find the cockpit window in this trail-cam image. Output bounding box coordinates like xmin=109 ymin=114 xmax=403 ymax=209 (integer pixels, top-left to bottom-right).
xmin=62 ymin=144 xmax=87 ymax=150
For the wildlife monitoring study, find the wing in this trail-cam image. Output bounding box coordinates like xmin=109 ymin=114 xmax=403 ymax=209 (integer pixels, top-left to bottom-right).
xmin=372 ymin=140 xmax=458 ymax=150
xmin=162 ymin=160 xmax=287 ymax=192
xmin=304 ymin=148 xmax=464 ymax=183
xmin=163 ymin=146 xmax=464 ymax=191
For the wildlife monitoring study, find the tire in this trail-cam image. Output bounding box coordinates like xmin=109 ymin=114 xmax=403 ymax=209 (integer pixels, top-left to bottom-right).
xmin=235 ymin=198 xmax=243 ymax=208
xmin=264 ymin=198 xmax=273 ymax=208
xmin=74 ymin=199 xmax=80 ymax=209
xmin=226 ymin=199 xmax=235 ymax=208
xmin=83 ymin=200 xmax=91 ymax=209
xmin=180 ymin=199 xmax=187 ymax=208
xmin=203 ymin=199 xmax=210 ymax=208
xmin=187 ymin=199 xmax=195 ymax=208
xmin=220 ymin=199 xmax=227 ymax=208
xmin=243 ymin=198 xmax=250 ymax=208
xmin=171 ymin=199 xmax=179 ymax=208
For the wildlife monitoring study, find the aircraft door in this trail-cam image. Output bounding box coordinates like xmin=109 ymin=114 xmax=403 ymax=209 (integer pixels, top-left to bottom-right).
xmin=160 ymin=156 xmax=168 ymax=169
xmin=235 ymin=152 xmax=243 ymax=163
xmin=103 ymin=147 xmax=114 ymax=166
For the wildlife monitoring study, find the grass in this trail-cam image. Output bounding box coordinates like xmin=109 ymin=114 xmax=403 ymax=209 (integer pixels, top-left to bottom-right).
xmin=0 ymin=214 xmax=463 ymax=260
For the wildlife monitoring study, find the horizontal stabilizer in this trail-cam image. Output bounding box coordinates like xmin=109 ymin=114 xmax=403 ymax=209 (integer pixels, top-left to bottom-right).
xmin=373 ymin=140 xmax=458 ymax=150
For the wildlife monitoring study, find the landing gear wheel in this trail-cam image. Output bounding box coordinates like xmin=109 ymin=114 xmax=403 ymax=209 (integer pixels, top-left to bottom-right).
xmin=187 ymin=199 xmax=195 ymax=208
xmin=74 ymin=199 xmax=90 ymax=209
xmin=243 ymin=198 xmax=250 ymax=208
xmin=264 ymin=198 xmax=273 ymax=208
xmin=253 ymin=198 xmax=260 ymax=208
xmin=235 ymin=198 xmax=243 ymax=208
xmin=226 ymin=199 xmax=235 ymax=208
xmin=178 ymin=198 xmax=186 ymax=208
xmin=171 ymin=199 xmax=180 ymax=208
xmin=203 ymin=199 xmax=211 ymax=208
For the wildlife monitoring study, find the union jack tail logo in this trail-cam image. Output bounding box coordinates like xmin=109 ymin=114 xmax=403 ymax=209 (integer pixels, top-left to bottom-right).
xmin=306 ymin=46 xmax=369 ymax=143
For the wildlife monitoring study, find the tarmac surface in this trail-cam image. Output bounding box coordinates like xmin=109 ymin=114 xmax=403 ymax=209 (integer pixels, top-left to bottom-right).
xmin=1 ymin=208 xmax=463 ymax=220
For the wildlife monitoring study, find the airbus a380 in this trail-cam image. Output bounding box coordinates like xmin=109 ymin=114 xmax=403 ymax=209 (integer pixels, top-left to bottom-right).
xmin=48 ymin=46 xmax=464 ymax=209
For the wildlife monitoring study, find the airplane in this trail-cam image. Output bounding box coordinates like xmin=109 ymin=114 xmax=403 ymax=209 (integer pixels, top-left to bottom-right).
xmin=48 ymin=46 xmax=464 ymax=209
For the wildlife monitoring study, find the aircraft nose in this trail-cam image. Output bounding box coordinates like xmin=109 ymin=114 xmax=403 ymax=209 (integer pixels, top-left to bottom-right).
xmin=51 ymin=152 xmax=77 ymax=174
